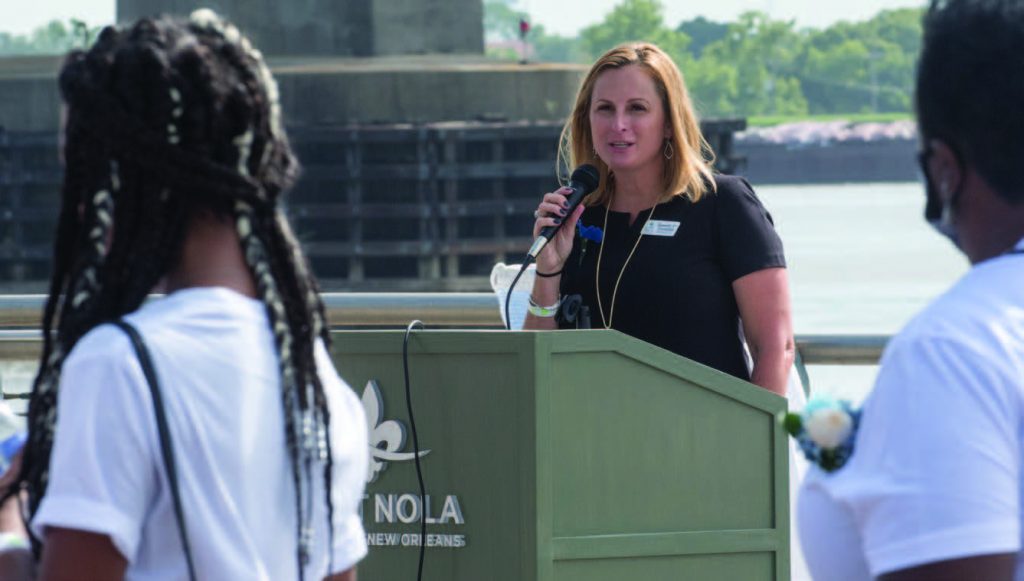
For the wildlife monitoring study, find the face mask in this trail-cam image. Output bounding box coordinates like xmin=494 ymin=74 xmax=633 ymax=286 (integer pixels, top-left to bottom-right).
xmin=918 ymin=147 xmax=962 ymax=247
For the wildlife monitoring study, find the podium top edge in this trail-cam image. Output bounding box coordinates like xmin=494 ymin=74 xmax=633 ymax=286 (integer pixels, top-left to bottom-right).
xmin=330 ymin=329 xmax=786 ymax=413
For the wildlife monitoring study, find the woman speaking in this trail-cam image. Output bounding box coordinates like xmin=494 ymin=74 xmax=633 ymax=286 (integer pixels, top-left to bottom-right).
xmin=523 ymin=42 xmax=794 ymax=396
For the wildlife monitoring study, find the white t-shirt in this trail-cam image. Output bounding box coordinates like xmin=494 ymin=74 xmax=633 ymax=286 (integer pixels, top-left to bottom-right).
xmin=798 ymin=244 xmax=1024 ymax=580
xmin=32 ymin=287 xmax=369 ymax=580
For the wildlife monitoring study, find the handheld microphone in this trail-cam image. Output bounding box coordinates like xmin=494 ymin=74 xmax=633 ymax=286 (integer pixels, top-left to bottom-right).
xmin=527 ymin=164 xmax=600 ymax=259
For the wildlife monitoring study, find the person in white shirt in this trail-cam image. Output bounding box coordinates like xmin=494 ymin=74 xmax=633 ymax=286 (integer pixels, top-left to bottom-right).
xmin=0 ymin=11 xmax=368 ymax=580
xmin=798 ymin=1 xmax=1024 ymax=579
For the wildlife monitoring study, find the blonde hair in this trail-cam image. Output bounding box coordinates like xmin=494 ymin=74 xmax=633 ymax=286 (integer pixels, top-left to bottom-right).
xmin=558 ymin=42 xmax=716 ymax=205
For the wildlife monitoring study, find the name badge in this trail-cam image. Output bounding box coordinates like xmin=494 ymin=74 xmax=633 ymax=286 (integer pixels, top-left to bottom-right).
xmin=641 ymin=220 xmax=681 ymax=237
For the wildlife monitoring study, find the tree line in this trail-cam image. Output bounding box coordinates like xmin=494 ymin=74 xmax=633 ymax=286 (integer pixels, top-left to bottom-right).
xmin=3 ymin=1 xmax=921 ymax=119
xmin=0 ymin=20 xmax=99 ymax=56
xmin=486 ymin=0 xmax=923 ymax=118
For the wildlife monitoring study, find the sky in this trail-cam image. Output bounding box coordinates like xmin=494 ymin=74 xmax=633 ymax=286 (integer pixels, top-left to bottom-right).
xmin=5 ymin=0 xmax=927 ymax=37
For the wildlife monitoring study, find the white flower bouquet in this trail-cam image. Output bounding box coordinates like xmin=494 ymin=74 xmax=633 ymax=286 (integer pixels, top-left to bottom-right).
xmin=781 ymin=396 xmax=861 ymax=472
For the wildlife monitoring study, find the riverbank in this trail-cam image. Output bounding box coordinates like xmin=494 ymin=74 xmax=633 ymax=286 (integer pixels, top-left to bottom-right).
xmin=747 ymin=113 xmax=913 ymax=127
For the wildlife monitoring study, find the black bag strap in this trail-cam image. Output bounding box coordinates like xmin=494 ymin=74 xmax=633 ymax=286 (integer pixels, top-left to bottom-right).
xmin=112 ymin=320 xmax=198 ymax=581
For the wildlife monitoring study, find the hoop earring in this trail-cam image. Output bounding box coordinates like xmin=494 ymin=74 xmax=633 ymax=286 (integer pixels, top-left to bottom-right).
xmin=663 ymin=140 xmax=674 ymax=159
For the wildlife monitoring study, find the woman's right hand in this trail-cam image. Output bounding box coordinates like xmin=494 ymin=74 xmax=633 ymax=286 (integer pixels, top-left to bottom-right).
xmin=533 ymin=187 xmax=586 ymax=273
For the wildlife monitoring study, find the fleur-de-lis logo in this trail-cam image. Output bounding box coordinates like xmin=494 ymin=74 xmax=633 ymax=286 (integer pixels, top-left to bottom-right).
xmin=362 ymin=380 xmax=430 ymax=483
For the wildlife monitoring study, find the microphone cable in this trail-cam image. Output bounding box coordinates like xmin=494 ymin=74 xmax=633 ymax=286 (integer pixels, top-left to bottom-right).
xmin=503 ymin=258 xmax=535 ymax=331
xmin=402 ymin=319 xmax=427 ymax=581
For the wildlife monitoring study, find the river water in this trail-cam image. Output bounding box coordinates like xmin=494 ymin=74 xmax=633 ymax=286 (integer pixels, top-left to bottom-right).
xmin=760 ymin=181 xmax=966 ymax=403
xmin=0 ymin=181 xmax=965 ymax=409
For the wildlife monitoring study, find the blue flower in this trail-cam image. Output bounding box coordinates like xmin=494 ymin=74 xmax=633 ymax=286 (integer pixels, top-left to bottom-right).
xmin=577 ymin=221 xmax=603 ymax=243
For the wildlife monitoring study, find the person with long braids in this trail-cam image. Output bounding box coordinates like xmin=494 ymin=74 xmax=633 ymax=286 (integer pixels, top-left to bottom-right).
xmin=0 ymin=11 xmax=368 ymax=580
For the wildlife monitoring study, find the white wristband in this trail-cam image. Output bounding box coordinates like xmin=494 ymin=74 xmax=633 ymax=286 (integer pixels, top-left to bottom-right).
xmin=0 ymin=532 xmax=28 ymax=551
xmin=527 ymin=294 xmax=562 ymax=318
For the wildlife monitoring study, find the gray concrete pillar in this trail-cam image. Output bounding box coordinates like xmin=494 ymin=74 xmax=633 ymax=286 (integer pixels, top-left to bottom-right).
xmin=117 ymin=0 xmax=483 ymax=57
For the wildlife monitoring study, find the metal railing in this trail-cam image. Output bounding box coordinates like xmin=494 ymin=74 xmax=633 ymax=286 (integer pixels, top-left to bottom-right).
xmin=0 ymin=292 xmax=888 ymax=364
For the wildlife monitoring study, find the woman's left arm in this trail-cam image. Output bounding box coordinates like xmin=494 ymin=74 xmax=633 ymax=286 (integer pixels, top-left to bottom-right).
xmin=733 ymin=267 xmax=794 ymax=396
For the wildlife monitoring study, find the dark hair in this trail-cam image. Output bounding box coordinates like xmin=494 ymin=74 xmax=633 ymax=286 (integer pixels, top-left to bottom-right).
xmin=15 ymin=12 xmax=334 ymax=578
xmin=917 ymin=0 xmax=1024 ymax=202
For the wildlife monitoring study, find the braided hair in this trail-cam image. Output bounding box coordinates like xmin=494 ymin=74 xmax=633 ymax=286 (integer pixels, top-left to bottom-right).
xmin=14 ymin=12 xmax=335 ymax=577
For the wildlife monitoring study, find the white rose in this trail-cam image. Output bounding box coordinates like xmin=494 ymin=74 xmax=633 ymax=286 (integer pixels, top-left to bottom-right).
xmin=804 ymin=408 xmax=853 ymax=449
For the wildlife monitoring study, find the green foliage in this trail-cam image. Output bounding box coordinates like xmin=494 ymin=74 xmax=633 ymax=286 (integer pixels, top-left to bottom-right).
xmin=489 ymin=0 xmax=928 ymax=117
xmin=677 ymin=17 xmax=729 ymax=58
xmin=530 ymin=25 xmax=587 ymax=63
xmin=781 ymin=412 xmax=803 ymax=437
xmin=578 ymin=0 xmax=691 ymax=65
xmin=701 ymin=12 xmax=808 ymax=116
xmin=796 ymin=8 xmax=922 ymax=113
xmin=484 ymin=0 xmax=529 ymax=42
xmin=0 ymin=19 xmax=101 ymax=56
xmin=685 ymin=57 xmax=740 ymax=117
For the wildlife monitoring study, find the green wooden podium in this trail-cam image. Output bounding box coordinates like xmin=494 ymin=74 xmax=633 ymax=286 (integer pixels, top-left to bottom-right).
xmin=331 ymin=329 xmax=789 ymax=580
